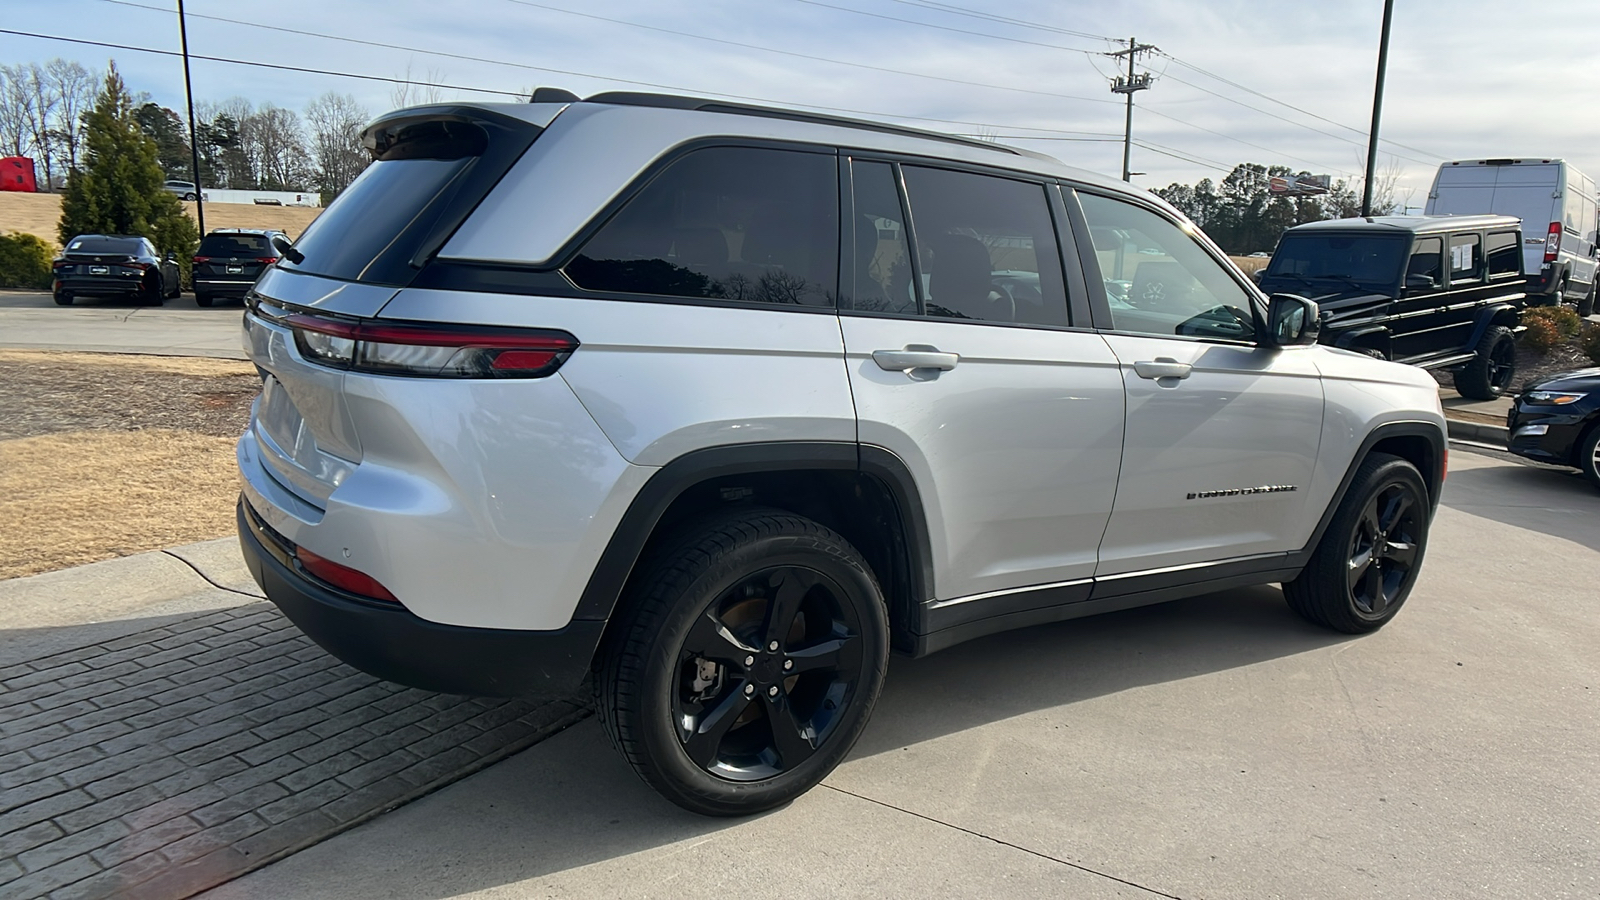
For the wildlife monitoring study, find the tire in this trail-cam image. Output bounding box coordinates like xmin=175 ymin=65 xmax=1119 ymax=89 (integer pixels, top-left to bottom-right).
xmin=183 ymin=192 xmax=197 ymax=201
xmin=1356 ymin=347 xmax=1387 ymax=361
xmin=141 ymin=275 xmax=164 ymax=306
xmin=1284 ymin=452 xmax=1430 ymax=634
xmin=195 ymin=292 xmax=213 ymax=308
xmin=53 ymin=291 xmax=72 ymax=306
xmin=1579 ymin=282 xmax=1596 ymax=318
xmin=166 ymin=276 xmax=181 ymax=299
xmin=1576 ymin=424 xmax=1600 ymax=491
xmin=1453 ymin=325 xmax=1516 ymax=400
xmin=596 ymin=510 xmax=889 ymax=816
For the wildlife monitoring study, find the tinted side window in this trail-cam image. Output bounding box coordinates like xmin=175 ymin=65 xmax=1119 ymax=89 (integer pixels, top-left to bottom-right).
xmin=900 ymin=166 xmax=1068 ymax=327
xmin=1486 ymin=231 xmax=1520 ymax=277
xmin=1406 ymin=238 xmax=1443 ymax=289
xmin=1076 ymin=192 xmax=1255 ymax=341
xmin=846 ymin=161 xmax=915 ymax=315
xmin=1448 ymin=233 xmax=1482 ymax=284
xmin=567 ymin=147 xmax=838 ymax=307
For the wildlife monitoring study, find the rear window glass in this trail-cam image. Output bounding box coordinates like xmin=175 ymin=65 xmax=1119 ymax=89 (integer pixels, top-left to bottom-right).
xmin=199 ymin=234 xmax=270 ymax=256
xmin=566 ymin=146 xmax=839 ymax=307
xmin=66 ymin=238 xmax=142 ymax=255
xmin=1266 ymin=234 xmax=1406 ymax=289
xmin=284 ymin=157 xmax=470 ymax=282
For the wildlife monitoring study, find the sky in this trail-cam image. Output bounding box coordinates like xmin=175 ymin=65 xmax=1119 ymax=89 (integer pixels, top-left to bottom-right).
xmin=5 ymin=0 xmax=1600 ymax=208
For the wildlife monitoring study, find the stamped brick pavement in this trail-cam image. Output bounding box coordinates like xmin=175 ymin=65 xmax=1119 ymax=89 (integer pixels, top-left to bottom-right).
xmin=0 ymin=603 xmax=590 ymax=899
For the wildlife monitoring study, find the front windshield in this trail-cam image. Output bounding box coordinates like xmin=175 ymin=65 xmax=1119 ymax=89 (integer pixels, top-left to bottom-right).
xmin=1266 ymin=233 xmax=1406 ymax=289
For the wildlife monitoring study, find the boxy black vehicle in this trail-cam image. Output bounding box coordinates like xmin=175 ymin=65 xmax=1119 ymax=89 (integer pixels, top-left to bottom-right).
xmin=1258 ymin=215 xmax=1527 ymax=400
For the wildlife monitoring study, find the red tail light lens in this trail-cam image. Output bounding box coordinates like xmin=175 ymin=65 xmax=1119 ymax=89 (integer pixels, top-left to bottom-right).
xmin=296 ymin=547 xmax=399 ymax=603
xmin=256 ymin=256 xmax=279 ymax=264
xmin=285 ymin=313 xmax=578 ymax=379
xmin=1544 ymin=222 xmax=1562 ymax=263
xmin=193 ymin=256 xmax=211 ymax=264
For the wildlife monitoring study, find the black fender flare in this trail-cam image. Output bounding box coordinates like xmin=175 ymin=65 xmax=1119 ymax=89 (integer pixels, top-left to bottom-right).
xmin=1464 ymin=302 xmax=1522 ymax=349
xmin=1330 ymin=323 xmax=1391 ymax=353
xmin=1299 ymin=420 xmax=1447 ymax=560
xmin=570 ymin=441 xmax=934 ymax=624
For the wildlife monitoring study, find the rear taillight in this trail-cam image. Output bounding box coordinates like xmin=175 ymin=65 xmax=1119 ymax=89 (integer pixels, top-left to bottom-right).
xmin=285 ymin=313 xmax=578 ymax=379
xmin=193 ymin=256 xmax=211 ymax=264
xmin=256 ymin=256 xmax=279 ymax=265
xmin=1544 ymin=222 xmax=1562 ymax=263
xmin=296 ymin=547 xmax=399 ymax=603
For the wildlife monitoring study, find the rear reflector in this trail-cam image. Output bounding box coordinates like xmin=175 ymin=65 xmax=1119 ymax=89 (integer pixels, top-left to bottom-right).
xmin=285 ymin=313 xmax=578 ymax=379
xmin=296 ymin=547 xmax=400 ymax=603
xmin=1544 ymin=222 xmax=1562 ymax=263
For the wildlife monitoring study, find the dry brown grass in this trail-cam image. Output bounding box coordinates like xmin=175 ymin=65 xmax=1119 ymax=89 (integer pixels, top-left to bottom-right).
xmin=0 ymin=191 xmax=322 ymax=250
xmin=0 ymin=430 xmax=242 ymax=579
xmin=0 ymin=350 xmax=258 ymax=579
xmin=1231 ymin=255 xmax=1270 ymax=275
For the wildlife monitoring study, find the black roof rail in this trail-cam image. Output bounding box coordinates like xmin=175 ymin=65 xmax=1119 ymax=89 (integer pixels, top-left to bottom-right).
xmin=582 ymin=91 xmax=1021 ymax=156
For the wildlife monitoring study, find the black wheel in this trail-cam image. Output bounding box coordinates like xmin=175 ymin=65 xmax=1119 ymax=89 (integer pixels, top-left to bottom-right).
xmin=195 ymin=292 xmax=213 ymax=307
xmin=1285 ymin=452 xmax=1429 ymax=634
xmin=53 ymin=291 xmax=72 ymax=306
xmin=1577 ymin=424 xmax=1600 ymax=491
xmin=1453 ymin=325 xmax=1516 ymax=400
xmin=1579 ymin=282 xmax=1596 ymax=318
xmin=1356 ymin=347 xmax=1387 ymax=360
xmin=183 ymin=192 xmax=197 ymax=201
xmin=596 ymin=510 xmax=888 ymax=816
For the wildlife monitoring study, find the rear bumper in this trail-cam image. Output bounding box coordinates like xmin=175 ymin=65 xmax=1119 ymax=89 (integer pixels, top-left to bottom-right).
xmin=54 ymin=275 xmax=143 ymax=295
xmin=237 ymin=498 xmax=603 ymax=698
xmin=193 ymin=278 xmax=255 ymax=296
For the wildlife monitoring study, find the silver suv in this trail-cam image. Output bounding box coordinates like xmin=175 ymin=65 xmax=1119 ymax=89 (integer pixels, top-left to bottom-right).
xmin=235 ymin=92 xmax=1448 ymax=816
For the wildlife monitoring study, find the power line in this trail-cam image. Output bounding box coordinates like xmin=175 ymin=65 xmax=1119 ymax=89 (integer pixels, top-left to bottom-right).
xmin=1138 ymin=105 xmax=1360 ymax=177
xmin=498 ymin=0 xmax=1118 ymax=107
xmin=788 ymin=0 xmax=1108 ymax=56
xmin=887 ymin=0 xmax=1114 ymax=42
xmin=1132 ymin=139 xmax=1235 ymax=174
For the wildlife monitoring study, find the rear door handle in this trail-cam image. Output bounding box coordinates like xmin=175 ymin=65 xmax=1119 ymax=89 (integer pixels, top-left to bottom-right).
xmin=873 ymin=345 xmax=960 ymax=373
xmin=1132 ymin=358 xmax=1193 ymax=380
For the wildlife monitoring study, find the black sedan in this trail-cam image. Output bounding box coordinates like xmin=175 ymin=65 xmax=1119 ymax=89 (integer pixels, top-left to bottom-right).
xmin=1506 ymin=368 xmax=1600 ymax=488
xmin=52 ymin=235 xmax=181 ymax=306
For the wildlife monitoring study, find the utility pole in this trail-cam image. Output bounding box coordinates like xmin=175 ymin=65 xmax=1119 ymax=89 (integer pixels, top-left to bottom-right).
xmin=177 ymin=0 xmax=205 ymax=237
xmin=1107 ymin=37 xmax=1156 ymax=182
xmin=1361 ymin=0 xmax=1395 ymax=217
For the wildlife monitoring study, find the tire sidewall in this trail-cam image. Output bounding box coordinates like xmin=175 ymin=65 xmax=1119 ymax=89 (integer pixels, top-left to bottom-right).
xmin=1577 ymin=424 xmax=1600 ymax=489
xmin=1332 ymin=458 xmax=1431 ymax=627
xmin=633 ymin=532 xmax=888 ymax=813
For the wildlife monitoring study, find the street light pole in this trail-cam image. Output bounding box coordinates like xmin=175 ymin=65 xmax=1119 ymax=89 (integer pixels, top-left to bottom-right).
xmin=177 ymin=0 xmax=205 ymax=237
xmin=1361 ymin=0 xmax=1395 ymax=217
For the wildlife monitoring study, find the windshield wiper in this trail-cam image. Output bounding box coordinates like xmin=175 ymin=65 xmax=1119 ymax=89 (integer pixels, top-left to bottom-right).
xmin=1310 ymin=274 xmax=1367 ymax=291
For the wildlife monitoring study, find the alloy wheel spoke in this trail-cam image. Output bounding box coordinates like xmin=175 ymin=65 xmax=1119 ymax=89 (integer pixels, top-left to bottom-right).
xmin=682 ymin=685 xmax=753 ymax=769
xmin=1347 ymin=547 xmax=1374 ymax=590
xmin=682 ymin=610 xmax=757 ymax=663
xmin=1381 ymin=538 xmax=1417 ymax=569
xmin=763 ymin=569 xmax=816 ymax=647
xmin=764 ymin=693 xmax=817 ymax=769
xmin=787 ymin=632 xmax=858 ymax=675
xmin=1367 ymin=571 xmax=1390 ymax=614
xmin=1377 ymin=490 xmax=1413 ymax=532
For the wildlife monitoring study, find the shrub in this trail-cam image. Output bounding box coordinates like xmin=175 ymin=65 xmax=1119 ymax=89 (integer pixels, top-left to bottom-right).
xmin=1582 ymin=323 xmax=1600 ymax=366
xmin=1521 ymin=305 xmax=1584 ymax=340
xmin=1519 ymin=314 xmax=1564 ymax=352
xmin=0 ymin=232 xmax=54 ymax=290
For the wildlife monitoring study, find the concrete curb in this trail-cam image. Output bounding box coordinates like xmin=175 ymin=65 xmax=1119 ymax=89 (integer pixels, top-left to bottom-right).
xmin=1446 ymin=417 xmax=1509 ymax=445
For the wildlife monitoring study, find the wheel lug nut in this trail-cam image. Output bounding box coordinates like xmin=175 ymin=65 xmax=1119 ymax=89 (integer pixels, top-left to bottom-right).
xmin=768 ymin=686 xmax=779 ymax=697
xmin=783 ymin=660 xmax=793 ymax=671
xmin=744 ymin=684 xmax=754 ymax=696
xmin=768 ymin=641 xmax=779 ymax=652
xmin=744 ymin=655 xmax=754 ymax=666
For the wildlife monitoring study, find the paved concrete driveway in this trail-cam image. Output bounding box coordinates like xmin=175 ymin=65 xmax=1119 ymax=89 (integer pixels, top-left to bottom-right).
xmin=201 ymin=448 xmax=1599 ymax=900
xmin=0 ymin=291 xmax=246 ymax=359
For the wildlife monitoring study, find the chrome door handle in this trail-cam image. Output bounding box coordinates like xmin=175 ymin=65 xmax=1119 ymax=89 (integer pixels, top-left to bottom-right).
xmin=873 ymin=346 xmax=960 ymax=372
xmin=1132 ymin=358 xmax=1193 ymax=380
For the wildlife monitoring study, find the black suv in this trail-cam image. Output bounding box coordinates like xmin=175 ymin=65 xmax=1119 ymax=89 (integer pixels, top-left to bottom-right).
xmin=1258 ymin=215 xmax=1526 ymax=399
xmin=52 ymin=235 xmax=181 ymax=306
xmin=192 ymin=229 xmax=287 ymax=307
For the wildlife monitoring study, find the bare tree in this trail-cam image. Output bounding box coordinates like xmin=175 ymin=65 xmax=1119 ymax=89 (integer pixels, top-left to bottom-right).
xmin=20 ymin=63 xmax=62 ymax=191
xmin=0 ymin=64 xmax=36 ymax=159
xmin=390 ymin=63 xmax=446 ymax=108
xmin=304 ymin=91 xmax=370 ymax=200
xmin=242 ymin=105 xmax=309 ymax=190
xmin=46 ymin=58 xmax=97 ymax=178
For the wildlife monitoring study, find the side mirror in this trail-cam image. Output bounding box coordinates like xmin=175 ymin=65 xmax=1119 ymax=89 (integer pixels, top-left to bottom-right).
xmin=1405 ymin=273 xmax=1436 ymax=290
xmin=271 ymin=234 xmax=304 ymax=265
xmin=1265 ymin=293 xmax=1320 ymax=347
xmin=165 ymin=252 xmax=176 ymax=262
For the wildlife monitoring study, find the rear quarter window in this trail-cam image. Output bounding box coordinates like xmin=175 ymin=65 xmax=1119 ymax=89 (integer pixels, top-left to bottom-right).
xmin=565 ymin=146 xmax=839 ymax=307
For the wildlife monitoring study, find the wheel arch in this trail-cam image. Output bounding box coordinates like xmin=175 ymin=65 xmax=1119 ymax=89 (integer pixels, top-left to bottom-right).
xmin=1465 ymin=303 xmax=1522 ymax=350
xmin=575 ymin=441 xmax=935 ymax=659
xmin=1302 ymin=421 xmax=1446 ymax=557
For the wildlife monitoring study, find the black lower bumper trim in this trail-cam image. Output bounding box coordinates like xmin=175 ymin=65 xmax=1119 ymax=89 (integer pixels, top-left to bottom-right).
xmin=237 ymin=500 xmax=603 ymax=698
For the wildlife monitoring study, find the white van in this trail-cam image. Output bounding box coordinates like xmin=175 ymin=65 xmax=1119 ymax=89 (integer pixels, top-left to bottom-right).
xmin=1426 ymin=159 xmax=1598 ymax=314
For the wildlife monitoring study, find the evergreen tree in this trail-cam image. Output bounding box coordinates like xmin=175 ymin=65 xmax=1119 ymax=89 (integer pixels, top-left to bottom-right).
xmin=58 ymin=65 xmax=198 ymax=274
xmin=134 ymin=102 xmax=193 ymax=180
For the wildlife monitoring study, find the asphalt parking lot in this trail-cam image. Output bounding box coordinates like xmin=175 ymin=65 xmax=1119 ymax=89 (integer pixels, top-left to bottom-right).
xmin=189 ymin=447 xmax=1597 ymax=900
xmin=0 ymin=291 xmax=247 ymax=360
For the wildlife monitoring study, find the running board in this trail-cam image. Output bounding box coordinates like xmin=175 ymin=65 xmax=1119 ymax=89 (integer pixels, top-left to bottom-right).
xmin=1412 ymin=352 xmax=1478 ymax=370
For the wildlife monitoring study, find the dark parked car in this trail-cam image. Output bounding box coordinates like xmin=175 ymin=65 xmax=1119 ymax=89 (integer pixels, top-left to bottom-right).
xmin=1257 ymin=215 xmax=1527 ymax=399
xmin=1506 ymin=368 xmax=1600 ymax=488
xmin=192 ymin=229 xmax=286 ymax=307
xmin=52 ymin=235 xmax=181 ymax=306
